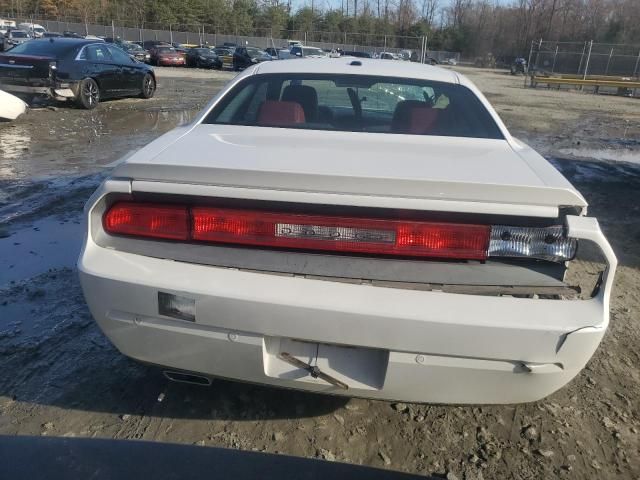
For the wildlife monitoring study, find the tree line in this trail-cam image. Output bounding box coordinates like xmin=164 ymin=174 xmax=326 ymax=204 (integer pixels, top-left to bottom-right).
xmin=2 ymin=0 xmax=639 ymax=56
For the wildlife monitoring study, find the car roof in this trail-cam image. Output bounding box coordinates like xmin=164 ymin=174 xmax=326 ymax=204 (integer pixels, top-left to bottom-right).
xmin=253 ymin=58 xmax=460 ymax=84
xmin=23 ymin=37 xmax=99 ymax=46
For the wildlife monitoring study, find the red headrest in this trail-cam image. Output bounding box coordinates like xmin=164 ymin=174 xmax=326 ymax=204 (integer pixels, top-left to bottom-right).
xmin=257 ymin=100 xmax=305 ymax=127
xmin=408 ymin=107 xmax=439 ymax=134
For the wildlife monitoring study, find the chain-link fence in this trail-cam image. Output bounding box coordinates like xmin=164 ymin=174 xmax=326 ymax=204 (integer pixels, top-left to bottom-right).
xmin=1 ymin=14 xmax=459 ymax=63
xmin=529 ymin=40 xmax=640 ymax=77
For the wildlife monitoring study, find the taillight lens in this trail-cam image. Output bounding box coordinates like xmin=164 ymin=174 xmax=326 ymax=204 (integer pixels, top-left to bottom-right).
xmin=488 ymin=225 xmax=576 ymax=262
xmin=101 ymin=202 xmax=576 ymax=262
xmin=191 ymin=207 xmax=489 ymax=260
xmin=103 ymin=202 xmax=189 ymax=240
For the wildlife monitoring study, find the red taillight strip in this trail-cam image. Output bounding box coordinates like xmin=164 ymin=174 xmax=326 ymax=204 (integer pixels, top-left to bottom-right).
xmin=103 ymin=203 xmax=189 ymax=240
xmin=103 ymin=202 xmax=490 ymax=260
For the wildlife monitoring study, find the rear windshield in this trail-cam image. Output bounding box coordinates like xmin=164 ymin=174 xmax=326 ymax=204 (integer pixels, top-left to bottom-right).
xmin=246 ymin=48 xmax=266 ymax=58
xmin=11 ymin=31 xmax=28 ymax=38
xmin=4 ymin=40 xmax=76 ymax=55
xmin=203 ymin=73 xmax=504 ymax=139
xmin=303 ymin=48 xmax=325 ymax=56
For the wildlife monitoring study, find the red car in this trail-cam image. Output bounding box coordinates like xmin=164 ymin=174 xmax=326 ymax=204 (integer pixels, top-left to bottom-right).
xmin=150 ymin=46 xmax=185 ymax=66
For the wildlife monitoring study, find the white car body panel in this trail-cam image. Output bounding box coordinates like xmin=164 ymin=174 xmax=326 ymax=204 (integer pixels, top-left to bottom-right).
xmin=0 ymin=89 xmax=27 ymax=120
xmin=78 ymin=59 xmax=616 ymax=404
xmin=115 ymin=125 xmax=586 ymax=218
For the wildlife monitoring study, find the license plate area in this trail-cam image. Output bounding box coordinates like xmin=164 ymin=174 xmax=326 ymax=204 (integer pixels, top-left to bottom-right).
xmin=263 ymin=337 xmax=388 ymax=390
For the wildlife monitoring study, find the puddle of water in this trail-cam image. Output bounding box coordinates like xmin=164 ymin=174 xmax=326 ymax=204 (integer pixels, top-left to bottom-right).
xmin=0 ymin=216 xmax=83 ymax=286
xmin=0 ymin=108 xmax=198 ymax=181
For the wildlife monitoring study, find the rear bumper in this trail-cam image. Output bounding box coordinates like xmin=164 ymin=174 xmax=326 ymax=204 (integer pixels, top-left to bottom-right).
xmin=78 ymin=211 xmax=616 ymax=404
xmin=158 ymin=58 xmax=185 ymax=66
xmin=0 ymin=79 xmax=77 ymax=98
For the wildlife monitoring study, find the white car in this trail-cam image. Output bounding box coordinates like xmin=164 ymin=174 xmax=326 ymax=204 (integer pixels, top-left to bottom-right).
xmin=79 ymin=59 xmax=616 ymax=404
xmin=289 ymin=45 xmax=327 ymax=58
xmin=18 ymin=22 xmax=45 ymax=38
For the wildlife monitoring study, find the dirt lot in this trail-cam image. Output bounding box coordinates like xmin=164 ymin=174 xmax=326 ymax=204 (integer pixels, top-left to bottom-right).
xmin=0 ymin=66 xmax=638 ymax=479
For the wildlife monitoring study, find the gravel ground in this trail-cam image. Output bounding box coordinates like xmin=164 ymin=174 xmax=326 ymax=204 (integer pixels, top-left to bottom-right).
xmin=0 ymin=65 xmax=638 ymax=479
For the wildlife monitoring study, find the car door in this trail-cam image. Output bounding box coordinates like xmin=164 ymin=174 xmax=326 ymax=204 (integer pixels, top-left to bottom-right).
xmin=233 ymin=47 xmax=245 ymax=68
xmin=106 ymin=45 xmax=139 ymax=94
xmin=83 ymin=44 xmax=121 ymax=96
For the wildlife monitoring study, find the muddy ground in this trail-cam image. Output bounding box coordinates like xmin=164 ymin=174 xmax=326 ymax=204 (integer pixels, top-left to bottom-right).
xmin=0 ymin=66 xmax=638 ymax=480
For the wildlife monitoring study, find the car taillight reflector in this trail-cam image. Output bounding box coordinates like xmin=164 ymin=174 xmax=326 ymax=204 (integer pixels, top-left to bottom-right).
xmin=103 ymin=202 xmax=189 ymax=240
xmin=488 ymin=225 xmax=576 ymax=262
xmin=191 ymin=207 xmax=490 ymax=260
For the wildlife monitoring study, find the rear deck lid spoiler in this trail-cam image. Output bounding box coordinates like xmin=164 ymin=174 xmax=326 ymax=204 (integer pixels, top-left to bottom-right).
xmin=115 ymin=125 xmax=587 ymax=218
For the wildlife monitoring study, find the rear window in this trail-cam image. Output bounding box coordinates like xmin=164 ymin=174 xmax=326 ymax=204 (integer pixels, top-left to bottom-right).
xmin=246 ymin=48 xmax=266 ymax=58
xmin=203 ymin=73 xmax=504 ymax=139
xmin=12 ymin=31 xmax=28 ymax=38
xmin=303 ymin=48 xmax=324 ymax=56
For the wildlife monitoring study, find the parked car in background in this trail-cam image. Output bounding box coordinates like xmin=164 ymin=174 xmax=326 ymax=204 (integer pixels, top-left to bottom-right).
xmin=510 ymin=57 xmax=528 ymax=75
xmin=289 ymin=45 xmax=327 ymax=58
xmin=43 ymin=32 xmax=63 ymax=38
xmin=214 ymin=46 xmax=233 ymax=56
xmin=78 ymin=59 xmax=616 ymax=405
xmin=63 ymin=31 xmax=84 ymax=38
xmin=265 ymin=47 xmax=281 ymax=59
xmin=232 ymin=46 xmax=271 ymax=70
xmin=185 ymin=47 xmax=222 ymax=69
xmin=150 ymin=45 xmax=185 ymax=66
xmin=171 ymin=42 xmax=188 ymax=55
xmin=121 ymin=41 xmax=151 ymax=63
xmin=0 ymin=19 xmax=16 ymax=35
xmin=143 ymin=40 xmax=169 ymax=51
xmin=342 ymin=51 xmax=372 ymax=58
xmin=0 ymin=38 xmax=156 ymax=108
xmin=18 ymin=22 xmax=45 ymax=37
xmin=379 ymin=52 xmax=397 ymax=60
xmin=1 ymin=29 xmax=30 ymax=51
xmin=446 ymin=57 xmax=458 ymax=65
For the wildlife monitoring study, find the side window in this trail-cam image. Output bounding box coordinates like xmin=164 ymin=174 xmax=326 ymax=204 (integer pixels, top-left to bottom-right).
xmin=290 ymin=47 xmax=300 ymax=56
xmin=107 ymin=45 xmax=132 ymax=63
xmin=243 ymin=82 xmax=268 ymax=122
xmin=215 ymin=83 xmax=257 ymax=123
xmin=87 ymin=45 xmax=112 ymax=62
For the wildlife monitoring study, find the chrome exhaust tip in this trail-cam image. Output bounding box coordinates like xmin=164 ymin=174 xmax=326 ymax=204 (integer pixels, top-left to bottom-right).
xmin=163 ymin=370 xmax=212 ymax=386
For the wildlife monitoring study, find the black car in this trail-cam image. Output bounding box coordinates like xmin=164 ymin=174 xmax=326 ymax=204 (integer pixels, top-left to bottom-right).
xmin=42 ymin=32 xmax=63 ymax=38
xmin=185 ymin=47 xmax=221 ymax=69
xmin=120 ymin=41 xmax=151 ymax=63
xmin=0 ymin=38 xmax=156 ymax=108
xmin=232 ymin=46 xmax=271 ymax=70
xmin=63 ymin=31 xmax=84 ymax=38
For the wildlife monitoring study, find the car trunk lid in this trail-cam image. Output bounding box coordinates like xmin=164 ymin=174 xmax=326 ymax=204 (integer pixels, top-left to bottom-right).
xmin=0 ymin=53 xmax=53 ymax=81
xmin=116 ymin=124 xmax=586 ymax=217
